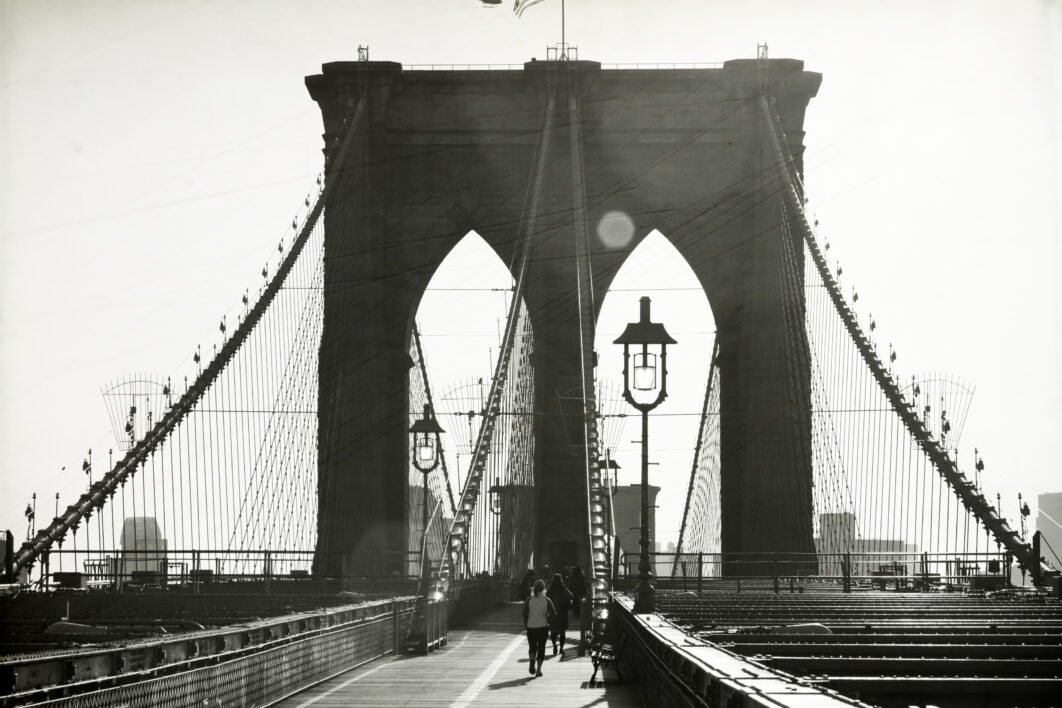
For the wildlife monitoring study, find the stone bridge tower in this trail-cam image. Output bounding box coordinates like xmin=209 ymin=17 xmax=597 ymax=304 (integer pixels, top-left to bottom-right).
xmin=307 ymin=58 xmax=821 ymax=576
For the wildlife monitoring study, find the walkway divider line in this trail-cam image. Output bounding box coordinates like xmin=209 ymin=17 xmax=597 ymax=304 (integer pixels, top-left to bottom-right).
xmin=450 ymin=635 xmax=525 ymax=708
xmin=451 ymin=605 xmax=515 ymax=651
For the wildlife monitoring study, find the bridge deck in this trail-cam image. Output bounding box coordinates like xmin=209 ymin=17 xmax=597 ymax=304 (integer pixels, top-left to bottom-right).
xmin=274 ymin=603 xmax=641 ymax=708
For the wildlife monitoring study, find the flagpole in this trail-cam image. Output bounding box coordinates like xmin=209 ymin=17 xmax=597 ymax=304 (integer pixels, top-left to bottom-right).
xmin=562 ymin=0 xmax=565 ymax=56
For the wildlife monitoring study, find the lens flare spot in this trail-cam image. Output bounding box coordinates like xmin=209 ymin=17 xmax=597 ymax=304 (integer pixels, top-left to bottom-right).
xmin=596 ymin=210 xmax=635 ymax=249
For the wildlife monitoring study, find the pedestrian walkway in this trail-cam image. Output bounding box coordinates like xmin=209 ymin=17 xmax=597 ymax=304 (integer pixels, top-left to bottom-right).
xmin=275 ymin=602 xmax=641 ymax=707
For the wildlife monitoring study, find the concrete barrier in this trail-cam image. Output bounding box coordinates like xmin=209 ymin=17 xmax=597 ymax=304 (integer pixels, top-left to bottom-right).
xmin=609 ymin=595 xmax=867 ymax=707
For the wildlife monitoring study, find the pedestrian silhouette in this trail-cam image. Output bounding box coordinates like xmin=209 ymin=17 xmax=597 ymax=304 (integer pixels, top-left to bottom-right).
xmin=547 ymin=573 xmax=573 ymax=655
xmin=522 ymin=578 xmax=556 ymax=677
xmin=567 ymin=565 xmax=586 ymax=618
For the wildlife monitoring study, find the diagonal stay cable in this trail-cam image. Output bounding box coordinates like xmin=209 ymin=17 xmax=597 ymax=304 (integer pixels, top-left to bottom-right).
xmin=12 ymin=93 xmax=368 ymax=577
xmin=674 ymin=340 xmax=721 ymax=566
xmin=438 ymin=88 xmax=557 ymax=583
xmin=760 ymin=94 xmax=1044 ymax=579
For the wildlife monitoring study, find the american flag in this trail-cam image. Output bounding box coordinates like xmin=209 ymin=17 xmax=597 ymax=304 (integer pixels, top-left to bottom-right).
xmin=514 ymin=0 xmax=546 ymax=17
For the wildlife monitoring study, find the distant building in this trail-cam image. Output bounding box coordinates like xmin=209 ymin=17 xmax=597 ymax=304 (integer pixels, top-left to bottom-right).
xmin=654 ymin=540 xmax=676 ymax=578
xmin=611 ymin=484 xmax=660 ymax=576
xmin=1037 ymin=492 xmax=1062 ymax=568
xmin=118 ymin=516 xmax=167 ymax=578
xmin=814 ymin=512 xmax=917 ymax=577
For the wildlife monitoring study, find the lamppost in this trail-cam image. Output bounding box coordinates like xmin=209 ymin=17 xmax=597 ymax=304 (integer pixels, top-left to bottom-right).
xmin=487 ymin=477 xmax=505 ymax=578
xmin=614 ymin=297 xmax=676 ymax=614
xmin=410 ymin=404 xmax=444 ymax=594
xmin=488 ymin=477 xmax=505 ymax=517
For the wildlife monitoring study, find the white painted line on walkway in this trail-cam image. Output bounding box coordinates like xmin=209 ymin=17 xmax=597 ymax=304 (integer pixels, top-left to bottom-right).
xmin=450 ymin=635 xmax=525 ymax=708
xmin=451 ymin=605 xmax=514 ymax=651
xmin=292 ymin=660 xmax=392 ymax=708
xmin=293 ymin=606 xmax=519 ymax=707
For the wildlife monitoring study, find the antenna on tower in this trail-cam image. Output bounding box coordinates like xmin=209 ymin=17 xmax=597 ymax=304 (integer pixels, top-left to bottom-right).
xmin=757 ymin=43 xmax=769 ymax=93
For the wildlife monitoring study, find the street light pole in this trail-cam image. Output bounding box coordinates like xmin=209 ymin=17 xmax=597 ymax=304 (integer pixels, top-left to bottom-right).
xmin=487 ymin=478 xmax=505 ymax=578
xmin=421 ymin=468 xmax=430 ymax=588
xmin=410 ymin=404 xmax=445 ymax=595
xmin=638 ymin=407 xmax=651 ymax=608
xmin=614 ymin=297 xmax=676 ymax=614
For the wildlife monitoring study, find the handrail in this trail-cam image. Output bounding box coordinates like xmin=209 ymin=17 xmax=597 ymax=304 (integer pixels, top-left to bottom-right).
xmin=1 ymin=596 xmax=416 ymax=703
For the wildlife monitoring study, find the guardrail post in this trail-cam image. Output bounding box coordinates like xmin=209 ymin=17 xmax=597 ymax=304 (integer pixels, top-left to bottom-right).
xmin=579 ymin=596 xmax=590 ymax=656
xmin=697 ymin=553 xmax=703 ymax=593
xmin=264 ymin=551 xmax=271 ymax=596
xmin=427 ymin=600 xmax=436 ymax=653
xmin=772 ymin=554 xmax=779 ymax=594
xmin=192 ymin=549 xmax=200 ymax=595
xmin=921 ymin=552 xmax=929 ymax=591
xmin=423 ymin=600 xmax=431 ymax=653
xmin=392 ymin=597 xmax=400 ymax=653
xmin=842 ymin=553 xmax=851 ymax=593
xmin=443 ymin=597 xmax=450 ymax=646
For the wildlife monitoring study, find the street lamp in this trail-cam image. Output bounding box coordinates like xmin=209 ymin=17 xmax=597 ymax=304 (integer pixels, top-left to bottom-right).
xmin=614 ymin=297 xmax=676 ymax=613
xmin=410 ymin=403 xmax=444 ymax=592
xmin=488 ymin=477 xmax=504 ymax=516
xmin=487 ymin=477 xmax=506 ymax=580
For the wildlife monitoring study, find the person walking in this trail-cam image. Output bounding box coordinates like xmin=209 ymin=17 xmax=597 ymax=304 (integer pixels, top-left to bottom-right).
xmin=519 ymin=569 xmax=536 ymax=602
xmin=546 ymin=573 xmax=573 ymax=655
xmin=522 ymin=578 xmax=555 ymax=677
xmin=567 ymin=565 xmax=586 ymax=618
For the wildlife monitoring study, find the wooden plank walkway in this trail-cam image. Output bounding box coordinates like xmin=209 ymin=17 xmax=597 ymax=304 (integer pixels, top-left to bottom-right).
xmin=274 ymin=602 xmax=641 ymax=707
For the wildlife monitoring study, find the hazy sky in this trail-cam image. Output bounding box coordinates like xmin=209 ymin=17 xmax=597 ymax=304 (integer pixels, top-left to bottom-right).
xmin=2 ymin=1 xmax=1059 ymax=547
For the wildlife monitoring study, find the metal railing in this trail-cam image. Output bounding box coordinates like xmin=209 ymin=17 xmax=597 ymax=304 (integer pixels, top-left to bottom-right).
xmin=403 ymin=63 xmax=524 ymax=71
xmin=1 ymin=596 xmax=412 ymax=706
xmin=401 ymin=62 xmax=725 ymax=71
xmin=600 ymin=62 xmax=724 ymax=69
xmin=28 ymin=548 xmax=423 ymax=591
xmin=615 ymin=551 xmax=1016 ymax=593
xmin=1 ymin=578 xmax=501 ymax=705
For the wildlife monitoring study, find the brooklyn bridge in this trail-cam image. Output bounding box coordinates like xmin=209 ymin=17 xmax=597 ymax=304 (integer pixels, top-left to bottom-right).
xmin=2 ymin=42 xmax=1060 ymax=708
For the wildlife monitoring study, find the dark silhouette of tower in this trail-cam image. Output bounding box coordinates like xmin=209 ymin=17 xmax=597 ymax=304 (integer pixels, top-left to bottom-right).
xmin=307 ymin=58 xmax=821 ymax=576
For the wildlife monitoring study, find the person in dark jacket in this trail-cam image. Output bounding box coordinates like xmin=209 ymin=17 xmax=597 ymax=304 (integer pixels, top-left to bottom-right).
xmin=546 ymin=573 xmax=573 ymax=654
xmin=567 ymin=565 xmax=586 ymax=618
xmin=519 ymin=569 xmax=536 ymax=602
